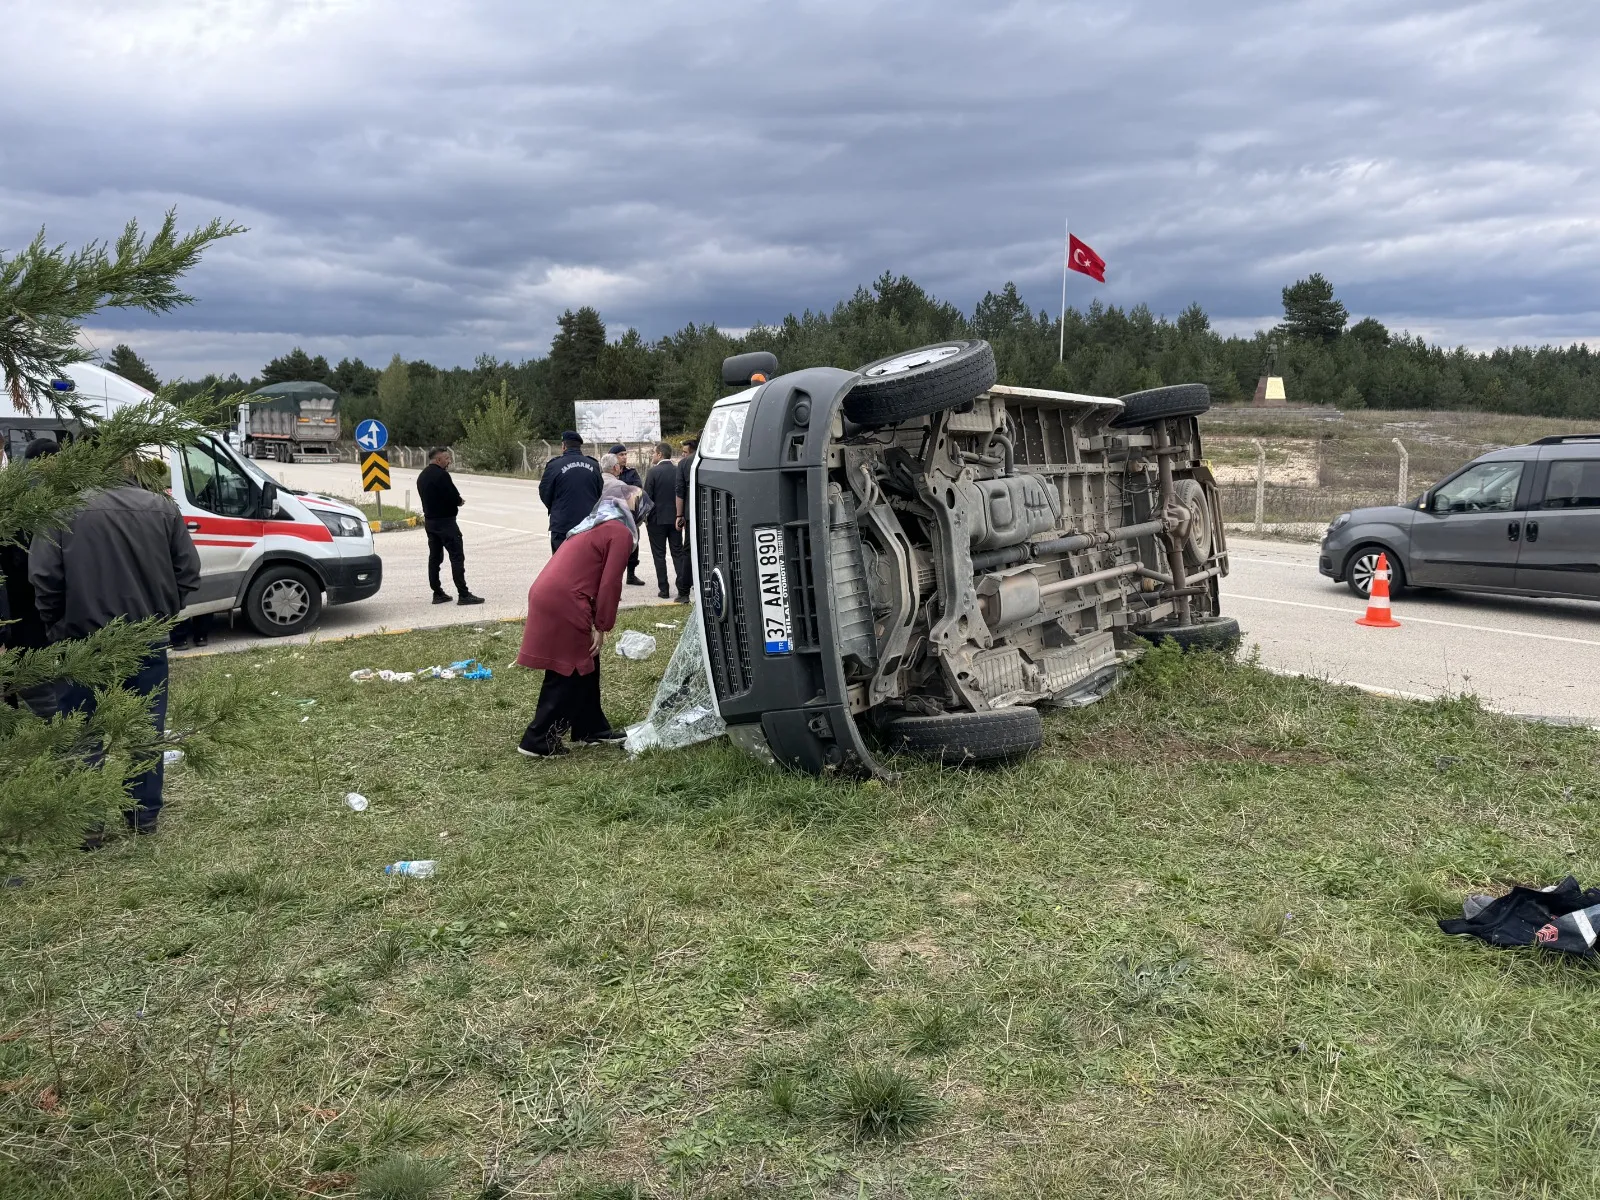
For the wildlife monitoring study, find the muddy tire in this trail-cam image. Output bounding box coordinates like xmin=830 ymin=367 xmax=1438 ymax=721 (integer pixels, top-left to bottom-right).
xmin=1171 ymin=478 xmax=1214 ymax=570
xmin=843 ymin=340 xmax=997 ymax=426
xmin=1137 ymin=615 xmax=1241 ymax=655
xmin=1109 ymin=383 xmax=1211 ymax=429
xmin=883 ymin=705 xmax=1043 ymax=765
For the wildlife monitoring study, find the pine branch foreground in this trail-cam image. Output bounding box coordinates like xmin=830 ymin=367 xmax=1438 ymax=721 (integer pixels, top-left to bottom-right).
xmin=2 ymin=211 xmax=248 ymax=860
xmin=0 ymin=209 xmax=244 ymax=410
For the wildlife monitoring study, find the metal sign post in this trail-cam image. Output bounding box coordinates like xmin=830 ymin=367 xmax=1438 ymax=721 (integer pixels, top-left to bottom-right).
xmin=362 ymin=451 xmax=390 ymax=522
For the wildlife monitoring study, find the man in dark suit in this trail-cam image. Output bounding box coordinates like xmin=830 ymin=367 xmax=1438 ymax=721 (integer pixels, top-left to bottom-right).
xmin=643 ymin=442 xmax=689 ymax=600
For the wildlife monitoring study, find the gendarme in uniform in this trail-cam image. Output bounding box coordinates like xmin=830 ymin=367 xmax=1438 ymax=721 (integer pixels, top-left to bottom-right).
xmin=539 ymin=432 xmax=602 ymax=553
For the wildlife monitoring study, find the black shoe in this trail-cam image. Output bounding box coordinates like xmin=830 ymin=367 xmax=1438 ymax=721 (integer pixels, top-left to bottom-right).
xmin=171 ymin=641 xmax=190 ymax=652
xmin=577 ymin=728 xmax=628 ymax=745
xmin=657 ymin=587 xmax=669 ymax=599
xmin=517 ymin=735 xmax=569 ymax=758
xmin=458 ymin=593 xmax=486 ymax=606
xmin=432 ymin=591 xmax=453 ymax=605
xmin=626 ymin=573 xmax=646 ymax=587
xmin=674 ymin=592 xmax=691 ymax=604
xmin=193 ymin=633 xmax=209 ymax=648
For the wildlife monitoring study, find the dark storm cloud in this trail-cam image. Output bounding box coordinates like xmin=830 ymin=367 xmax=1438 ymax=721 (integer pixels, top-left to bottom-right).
xmin=3 ymin=0 xmax=1597 ymax=377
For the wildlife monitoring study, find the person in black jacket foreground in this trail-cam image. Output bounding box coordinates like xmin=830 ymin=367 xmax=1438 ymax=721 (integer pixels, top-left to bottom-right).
xmin=1 ymin=438 xmax=63 ymax=713
xmin=28 ymin=466 xmax=202 ymax=837
xmin=417 ymin=446 xmax=484 ymax=606
xmin=539 ymin=432 xmax=602 ymax=554
xmin=643 ymin=441 xmax=689 ymax=600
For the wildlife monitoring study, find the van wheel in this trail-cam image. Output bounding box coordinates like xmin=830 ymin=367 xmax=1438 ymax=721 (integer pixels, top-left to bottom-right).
xmin=1346 ymin=546 xmax=1405 ymax=600
xmin=1109 ymin=383 xmax=1212 ymax=429
xmin=1137 ymin=615 xmax=1241 ymax=656
xmin=883 ymin=706 xmax=1043 ymax=765
xmin=843 ymin=340 xmax=997 ymax=426
xmin=245 ymin=565 xmax=323 ymax=637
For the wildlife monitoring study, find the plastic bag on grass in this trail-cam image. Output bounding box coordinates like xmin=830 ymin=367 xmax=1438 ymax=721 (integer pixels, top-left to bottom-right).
xmin=614 ymin=630 xmax=658 ymax=660
xmin=624 ymin=600 xmax=725 ymax=755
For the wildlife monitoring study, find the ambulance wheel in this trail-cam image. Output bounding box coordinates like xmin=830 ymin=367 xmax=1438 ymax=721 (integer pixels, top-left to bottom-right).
xmin=245 ymin=565 xmax=323 ymax=636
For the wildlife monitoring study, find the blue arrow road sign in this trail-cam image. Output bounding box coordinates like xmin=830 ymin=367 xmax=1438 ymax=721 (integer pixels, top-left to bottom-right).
xmin=354 ymin=419 xmax=389 ymax=452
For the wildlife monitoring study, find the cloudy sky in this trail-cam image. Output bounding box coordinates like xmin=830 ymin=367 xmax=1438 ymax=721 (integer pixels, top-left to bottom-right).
xmin=4 ymin=0 xmax=1598 ymax=379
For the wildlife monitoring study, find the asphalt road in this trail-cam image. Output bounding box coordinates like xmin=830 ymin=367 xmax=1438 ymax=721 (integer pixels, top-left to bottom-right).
xmin=181 ymin=461 xmax=679 ymax=654
xmin=184 ymin=464 xmax=1600 ymax=724
xmin=1223 ymin=536 xmax=1600 ymax=724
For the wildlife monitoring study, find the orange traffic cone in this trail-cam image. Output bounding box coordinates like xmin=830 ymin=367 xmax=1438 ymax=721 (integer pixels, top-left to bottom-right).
xmin=1356 ymin=552 xmax=1402 ymax=628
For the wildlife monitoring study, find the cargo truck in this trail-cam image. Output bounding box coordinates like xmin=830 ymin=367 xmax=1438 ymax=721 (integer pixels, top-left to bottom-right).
xmin=239 ymin=381 xmax=341 ymax=463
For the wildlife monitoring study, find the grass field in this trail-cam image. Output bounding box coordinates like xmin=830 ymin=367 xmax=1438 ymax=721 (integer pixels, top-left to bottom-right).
xmin=4 ymin=614 xmax=1600 ymax=1198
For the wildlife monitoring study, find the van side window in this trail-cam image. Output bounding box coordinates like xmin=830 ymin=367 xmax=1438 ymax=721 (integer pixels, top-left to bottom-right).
xmin=1542 ymin=460 xmax=1600 ymax=510
xmin=181 ymin=442 xmax=255 ymax=518
xmin=1432 ymin=461 xmax=1524 ymax=514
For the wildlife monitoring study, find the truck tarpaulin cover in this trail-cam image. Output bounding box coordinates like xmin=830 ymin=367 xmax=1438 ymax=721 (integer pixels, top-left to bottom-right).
xmin=624 ymin=600 xmax=725 ymax=756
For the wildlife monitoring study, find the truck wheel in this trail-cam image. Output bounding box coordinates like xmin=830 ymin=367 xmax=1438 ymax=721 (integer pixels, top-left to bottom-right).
xmin=843 ymin=340 xmax=997 ymax=426
xmin=883 ymin=706 xmax=1043 ymax=765
xmin=1109 ymin=383 xmax=1211 ymax=429
xmin=1137 ymin=615 xmax=1241 ymax=656
xmin=244 ymin=565 xmax=323 ymax=637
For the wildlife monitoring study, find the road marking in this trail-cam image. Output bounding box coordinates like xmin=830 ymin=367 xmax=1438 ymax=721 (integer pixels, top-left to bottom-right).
xmin=1232 ymin=555 xmax=1317 ymax=568
xmin=1224 ymin=592 xmax=1600 ymax=649
xmin=459 ymin=519 xmax=542 ymax=535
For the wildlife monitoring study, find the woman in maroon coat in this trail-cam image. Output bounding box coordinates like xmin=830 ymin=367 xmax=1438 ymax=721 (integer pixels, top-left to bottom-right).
xmin=516 ymin=493 xmax=640 ymax=756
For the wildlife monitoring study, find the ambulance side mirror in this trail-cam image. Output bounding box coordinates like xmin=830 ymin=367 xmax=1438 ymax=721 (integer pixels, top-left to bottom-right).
xmin=260 ymin=480 xmax=282 ymax=517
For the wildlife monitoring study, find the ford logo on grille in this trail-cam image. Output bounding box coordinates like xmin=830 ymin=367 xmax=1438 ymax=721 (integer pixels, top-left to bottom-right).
xmin=706 ymin=567 xmax=728 ymax=622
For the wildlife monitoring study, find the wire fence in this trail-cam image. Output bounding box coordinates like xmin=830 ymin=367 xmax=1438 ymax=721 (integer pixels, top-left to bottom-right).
xmin=332 ymin=440 xmax=667 ymax=476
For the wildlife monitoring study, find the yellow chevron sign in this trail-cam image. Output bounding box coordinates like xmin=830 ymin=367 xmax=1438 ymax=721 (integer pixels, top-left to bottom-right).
xmin=361 ymin=451 xmax=390 ymax=492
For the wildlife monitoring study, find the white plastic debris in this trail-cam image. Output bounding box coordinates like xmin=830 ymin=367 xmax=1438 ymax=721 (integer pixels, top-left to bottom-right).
xmin=654 ymin=621 xmax=679 ymax=629
xmin=163 ymin=748 xmax=185 ymax=766
xmin=615 ymin=630 xmax=658 ymax=660
xmin=625 ymin=601 xmax=726 ymax=756
xmin=384 ymin=860 xmax=435 ymax=878
xmin=350 ymin=668 xmax=376 ymax=682
xmin=345 ymin=792 xmax=369 ymax=812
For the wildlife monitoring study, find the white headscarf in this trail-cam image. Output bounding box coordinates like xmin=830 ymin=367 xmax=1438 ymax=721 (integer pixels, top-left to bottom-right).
xmin=565 ymin=495 xmax=638 ymax=547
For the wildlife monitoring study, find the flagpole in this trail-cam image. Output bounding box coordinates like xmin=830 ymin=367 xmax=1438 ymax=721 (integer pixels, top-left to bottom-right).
xmin=1059 ymin=216 xmax=1068 ymax=363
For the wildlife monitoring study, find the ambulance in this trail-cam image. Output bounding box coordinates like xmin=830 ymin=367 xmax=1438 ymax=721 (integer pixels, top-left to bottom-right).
xmin=4 ymin=363 xmax=381 ymax=637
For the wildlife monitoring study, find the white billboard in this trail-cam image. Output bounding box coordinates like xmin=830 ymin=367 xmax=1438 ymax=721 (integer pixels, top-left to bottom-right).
xmin=574 ymin=399 xmax=661 ymax=445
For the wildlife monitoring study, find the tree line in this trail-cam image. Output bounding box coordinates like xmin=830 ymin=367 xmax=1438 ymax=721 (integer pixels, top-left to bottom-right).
xmin=118 ymin=272 xmax=1600 ymax=446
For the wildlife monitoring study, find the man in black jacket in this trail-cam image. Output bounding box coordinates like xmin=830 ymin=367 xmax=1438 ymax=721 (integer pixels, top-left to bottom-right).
xmin=416 ymin=446 xmax=484 ymax=605
xmin=29 ymin=473 xmax=202 ymax=836
xmin=608 ymin=444 xmax=647 ymax=586
xmin=643 ymin=441 xmax=688 ymax=600
xmin=539 ymin=431 xmax=602 ymax=554
xmin=671 ymin=436 xmax=697 ymax=602
xmin=1 ymin=438 xmax=63 ymax=714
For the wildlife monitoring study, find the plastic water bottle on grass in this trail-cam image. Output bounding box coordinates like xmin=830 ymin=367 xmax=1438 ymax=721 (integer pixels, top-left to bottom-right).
xmin=384 ymin=860 xmax=436 ymax=878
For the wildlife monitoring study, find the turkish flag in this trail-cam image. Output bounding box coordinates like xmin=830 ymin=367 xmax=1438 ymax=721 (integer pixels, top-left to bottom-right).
xmin=1068 ymin=234 xmax=1106 ymax=283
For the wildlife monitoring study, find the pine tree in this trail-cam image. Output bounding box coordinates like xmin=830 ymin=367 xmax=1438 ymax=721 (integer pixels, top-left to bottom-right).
xmin=376 ymin=353 xmax=410 ymax=431
xmin=1280 ymin=273 xmax=1348 ymax=343
xmin=106 ymin=344 xmax=160 ymax=391
xmin=260 ymin=348 xmax=331 ymax=386
xmin=545 ymin=307 xmax=607 ymax=431
xmin=1 ymin=210 xmax=264 ymax=855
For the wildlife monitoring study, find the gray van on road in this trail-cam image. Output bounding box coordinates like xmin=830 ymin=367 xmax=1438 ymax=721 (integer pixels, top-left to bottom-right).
xmin=1320 ymin=435 xmax=1600 ymax=601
